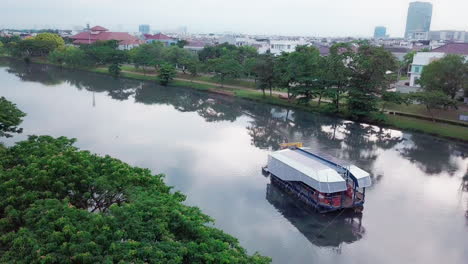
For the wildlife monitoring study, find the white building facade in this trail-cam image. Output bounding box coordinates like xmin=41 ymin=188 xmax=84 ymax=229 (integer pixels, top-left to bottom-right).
xmin=409 ymin=52 xmax=445 ymax=86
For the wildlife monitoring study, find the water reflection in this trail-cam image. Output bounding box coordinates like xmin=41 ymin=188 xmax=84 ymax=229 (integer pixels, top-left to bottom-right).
xmin=266 ymin=183 xmax=364 ymax=249
xmin=4 ymin=58 xmax=466 ymax=180
xmin=399 ymin=136 xmax=461 ymax=175
xmin=2 ymin=58 xmax=468 ymax=264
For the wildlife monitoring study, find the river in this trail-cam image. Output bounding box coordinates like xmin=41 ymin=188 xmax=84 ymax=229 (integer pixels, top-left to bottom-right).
xmin=1 ymin=58 xmax=468 ymax=264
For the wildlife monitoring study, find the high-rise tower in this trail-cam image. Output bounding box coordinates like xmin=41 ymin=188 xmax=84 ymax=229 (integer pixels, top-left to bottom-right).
xmin=404 ymin=2 xmax=433 ymax=39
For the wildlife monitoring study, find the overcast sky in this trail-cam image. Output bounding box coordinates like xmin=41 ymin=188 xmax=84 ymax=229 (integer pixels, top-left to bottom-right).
xmin=1 ymin=0 xmax=467 ymax=37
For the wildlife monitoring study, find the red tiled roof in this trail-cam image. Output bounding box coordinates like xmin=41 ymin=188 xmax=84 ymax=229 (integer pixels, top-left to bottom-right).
xmin=71 ymin=31 xmax=142 ymax=45
xmin=432 ymin=43 xmax=468 ymax=55
xmin=144 ymin=33 xmax=173 ymax=40
xmin=90 ymin=26 xmax=108 ymax=31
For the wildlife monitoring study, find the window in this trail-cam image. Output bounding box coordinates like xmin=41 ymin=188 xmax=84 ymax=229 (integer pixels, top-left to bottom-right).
xmin=412 ymin=65 xmax=421 ymax=73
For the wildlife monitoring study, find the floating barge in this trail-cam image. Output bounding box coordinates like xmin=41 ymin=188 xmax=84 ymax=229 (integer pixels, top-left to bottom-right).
xmin=263 ymin=147 xmax=372 ymax=213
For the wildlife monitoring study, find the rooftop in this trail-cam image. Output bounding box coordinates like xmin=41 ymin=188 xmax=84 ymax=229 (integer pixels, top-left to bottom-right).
xmin=70 ymin=26 xmax=142 ymax=46
xmin=432 ymin=43 xmax=468 ymax=55
xmin=90 ymin=26 xmax=108 ymax=31
xmin=144 ymin=33 xmax=174 ymax=40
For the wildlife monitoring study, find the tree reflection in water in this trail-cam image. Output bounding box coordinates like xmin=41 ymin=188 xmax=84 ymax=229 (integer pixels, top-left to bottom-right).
xmin=3 ymin=57 xmax=466 ymax=185
xmin=398 ymin=135 xmax=461 ymax=175
xmin=266 ymin=183 xmax=364 ymax=251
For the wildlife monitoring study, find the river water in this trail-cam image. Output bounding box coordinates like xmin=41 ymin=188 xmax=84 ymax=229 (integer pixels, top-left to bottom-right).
xmin=1 ymin=59 xmax=468 ymax=264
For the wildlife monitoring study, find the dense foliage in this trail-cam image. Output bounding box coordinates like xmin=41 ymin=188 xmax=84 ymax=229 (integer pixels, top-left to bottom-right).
xmin=1 ymin=34 xmax=407 ymax=119
xmin=3 ymin=33 xmax=64 ymax=57
xmin=0 ymin=135 xmax=270 ymax=263
xmin=34 ymin=32 xmax=65 ymax=49
xmin=419 ymin=54 xmax=468 ymax=99
xmin=346 ymin=44 xmax=398 ymax=118
xmin=158 ymin=63 xmax=177 ymax=85
xmin=0 ymin=96 xmax=26 ymax=138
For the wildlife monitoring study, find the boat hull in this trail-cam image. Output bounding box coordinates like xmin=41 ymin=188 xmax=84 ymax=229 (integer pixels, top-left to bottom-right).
xmin=269 ymin=173 xmax=364 ymax=214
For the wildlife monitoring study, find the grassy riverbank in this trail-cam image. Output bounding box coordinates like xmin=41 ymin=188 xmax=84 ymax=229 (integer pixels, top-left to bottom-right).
xmin=4 ymin=56 xmax=468 ymax=142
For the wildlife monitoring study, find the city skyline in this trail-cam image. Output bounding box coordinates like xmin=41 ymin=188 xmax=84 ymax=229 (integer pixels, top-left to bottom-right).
xmin=1 ymin=0 xmax=467 ymax=37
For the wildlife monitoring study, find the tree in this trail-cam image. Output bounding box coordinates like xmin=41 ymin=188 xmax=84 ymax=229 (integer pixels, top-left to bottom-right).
xmin=0 ymin=35 xmax=21 ymax=45
xmin=323 ymin=43 xmax=353 ymax=111
xmin=418 ymin=54 xmax=468 ymax=99
xmin=0 ymin=136 xmax=271 ymax=263
xmin=47 ymin=46 xmax=68 ymax=66
xmin=63 ymin=46 xmax=90 ymax=68
xmin=409 ymin=91 xmax=457 ymax=121
xmin=158 ymin=63 xmax=176 ymax=85
xmin=198 ymin=43 xmax=237 ymax=62
xmin=80 ymin=40 xmax=120 ymax=66
xmin=253 ymin=52 xmax=275 ymax=96
xmin=380 ymin=91 xmax=408 ymax=112
xmin=129 ymin=42 xmax=165 ymax=73
xmin=273 ymin=52 xmax=294 ymax=100
xmin=13 ymin=38 xmax=57 ymax=57
xmin=286 ymin=45 xmax=321 ymax=103
xmin=402 ymin=50 xmax=416 ymax=75
xmin=34 ymin=32 xmax=65 ymax=49
xmin=347 ymin=44 xmax=398 ymax=118
xmin=108 ymin=63 xmax=121 ymax=77
xmin=185 ymin=58 xmax=200 ymax=81
xmin=0 ymin=96 xmax=26 ymax=138
xmin=0 ymin=41 xmax=4 ymax=54
xmin=208 ymin=54 xmax=243 ymax=87
xmin=176 ymin=39 xmax=188 ymax=48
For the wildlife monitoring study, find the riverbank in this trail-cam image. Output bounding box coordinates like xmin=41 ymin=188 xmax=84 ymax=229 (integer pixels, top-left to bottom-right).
xmin=4 ymin=56 xmax=468 ymax=142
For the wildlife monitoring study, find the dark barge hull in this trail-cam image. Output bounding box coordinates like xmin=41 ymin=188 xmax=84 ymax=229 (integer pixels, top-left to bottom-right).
xmin=269 ymin=173 xmax=364 ymax=214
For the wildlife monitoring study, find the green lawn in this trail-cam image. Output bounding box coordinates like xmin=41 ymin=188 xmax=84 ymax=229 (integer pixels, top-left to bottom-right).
xmin=385 ymin=114 xmax=468 ymax=141
xmin=386 ymin=102 xmax=468 ymax=123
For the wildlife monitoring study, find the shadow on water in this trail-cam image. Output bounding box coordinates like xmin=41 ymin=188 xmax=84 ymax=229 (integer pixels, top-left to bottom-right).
xmin=266 ymin=183 xmax=364 ymax=250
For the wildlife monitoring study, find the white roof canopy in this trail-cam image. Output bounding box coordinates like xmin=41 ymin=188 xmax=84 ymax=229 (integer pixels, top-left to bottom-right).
xmin=267 ymin=148 xmax=372 ymax=193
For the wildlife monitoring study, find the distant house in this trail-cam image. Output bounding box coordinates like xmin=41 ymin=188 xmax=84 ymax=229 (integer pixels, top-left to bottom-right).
xmin=268 ymin=40 xmax=304 ymax=56
xmin=143 ymin=33 xmax=177 ymax=46
xmin=383 ymin=46 xmax=411 ymax=61
xmin=70 ymin=26 xmax=143 ymax=50
xmin=409 ymin=43 xmax=468 ymax=86
xmin=183 ymin=41 xmax=206 ymax=52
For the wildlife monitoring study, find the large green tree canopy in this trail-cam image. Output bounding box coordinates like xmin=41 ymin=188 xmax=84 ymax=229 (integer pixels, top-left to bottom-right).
xmin=0 ymin=96 xmax=26 ymax=138
xmin=0 ymin=135 xmax=270 ymax=263
xmin=419 ymin=54 xmax=468 ymax=99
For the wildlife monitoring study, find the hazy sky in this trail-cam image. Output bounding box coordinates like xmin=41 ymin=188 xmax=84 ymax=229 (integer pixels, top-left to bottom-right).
xmin=1 ymin=0 xmax=467 ymax=37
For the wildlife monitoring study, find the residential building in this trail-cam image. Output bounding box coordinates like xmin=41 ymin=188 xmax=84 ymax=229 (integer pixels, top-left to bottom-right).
xmin=143 ymin=33 xmax=177 ymax=46
xmin=404 ymin=2 xmax=432 ymax=40
xmin=268 ymin=40 xmax=304 ymax=55
xmin=139 ymin=24 xmax=150 ymax=35
xmin=374 ymin=26 xmax=387 ymax=39
xmin=70 ymin=26 xmax=143 ymax=50
xmin=409 ymin=43 xmax=468 ymax=86
xmin=408 ymin=52 xmax=445 ymax=86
